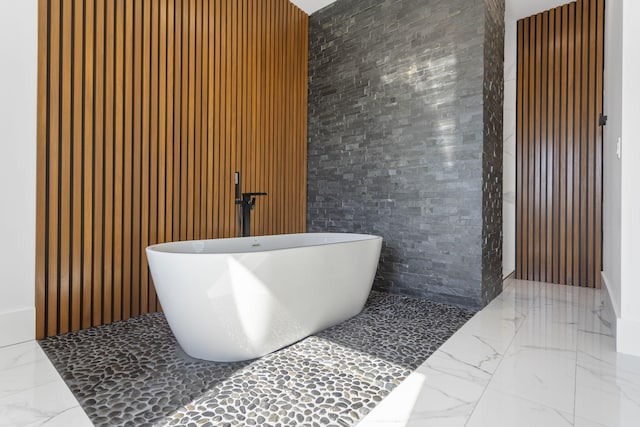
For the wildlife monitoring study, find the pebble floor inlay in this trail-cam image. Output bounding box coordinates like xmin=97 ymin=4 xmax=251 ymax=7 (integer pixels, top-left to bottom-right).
xmin=39 ymin=292 xmax=474 ymax=427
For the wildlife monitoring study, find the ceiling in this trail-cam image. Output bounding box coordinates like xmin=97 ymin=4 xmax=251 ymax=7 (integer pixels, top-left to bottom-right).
xmin=290 ymin=0 xmax=574 ymax=19
xmin=506 ymin=0 xmax=574 ymax=22
xmin=289 ymin=0 xmax=337 ymax=15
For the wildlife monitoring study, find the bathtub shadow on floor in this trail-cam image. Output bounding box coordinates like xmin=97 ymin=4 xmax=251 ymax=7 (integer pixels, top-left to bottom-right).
xmin=39 ymin=291 xmax=474 ymax=427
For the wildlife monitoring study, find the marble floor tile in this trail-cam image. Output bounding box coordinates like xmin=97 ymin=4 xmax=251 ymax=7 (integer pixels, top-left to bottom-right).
xmin=465 ymin=388 xmax=573 ymax=427
xmin=574 ymin=356 xmax=640 ymax=427
xmin=574 ymin=416 xmax=610 ymax=427
xmin=577 ymin=304 xmax=615 ymax=337
xmin=454 ymin=302 xmax=525 ymax=344
xmin=362 ymin=279 xmax=640 ymax=427
xmin=510 ymin=314 xmax=578 ymax=352
xmin=39 ymin=405 xmax=94 ymax=427
xmin=487 ymin=344 xmax=577 ymax=413
xmin=0 ymin=341 xmax=49 ymax=373
xmin=359 ymin=354 xmax=487 ymax=427
xmin=433 ymin=333 xmax=507 ymax=377
xmin=0 ymin=380 xmax=88 ymax=427
xmin=577 ymin=330 xmax=640 ymax=376
xmin=0 ymin=358 xmax=63 ymax=400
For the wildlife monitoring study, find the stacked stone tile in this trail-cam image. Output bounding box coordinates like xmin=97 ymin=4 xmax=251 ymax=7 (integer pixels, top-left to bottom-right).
xmin=307 ymin=0 xmax=505 ymax=309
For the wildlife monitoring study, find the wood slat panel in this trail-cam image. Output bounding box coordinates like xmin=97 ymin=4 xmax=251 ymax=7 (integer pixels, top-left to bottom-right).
xmin=516 ymin=19 xmax=523 ymax=280
xmin=515 ymin=0 xmax=603 ymax=288
xmin=552 ymin=8 xmax=561 ymax=284
xmin=149 ymin=0 xmax=159 ymax=312
xmin=93 ymin=0 xmax=105 ymax=327
xmin=36 ymin=0 xmax=49 ymax=338
xmin=82 ymin=0 xmax=94 ymax=329
xmin=59 ymin=0 xmax=72 ymax=334
xmin=545 ymin=10 xmax=554 ymax=285
xmin=113 ymin=0 xmax=124 ymax=322
xmin=131 ymin=0 xmax=143 ymax=318
xmin=140 ymin=0 xmax=151 ymax=316
xmin=122 ymin=0 xmax=133 ymax=320
xmin=573 ymin=0 xmax=581 ymax=286
xmin=526 ymin=16 xmax=534 ymax=280
xmin=71 ymin=0 xmax=83 ymax=332
xmin=36 ymin=0 xmax=309 ymax=338
xmin=47 ymin=0 xmax=60 ymax=336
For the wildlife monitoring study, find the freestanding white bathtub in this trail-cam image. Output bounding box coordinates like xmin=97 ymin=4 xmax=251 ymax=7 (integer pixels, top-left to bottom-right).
xmin=146 ymin=233 xmax=382 ymax=362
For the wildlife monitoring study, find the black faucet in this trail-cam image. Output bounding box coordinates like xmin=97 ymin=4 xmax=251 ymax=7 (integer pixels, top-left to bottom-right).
xmin=234 ymin=172 xmax=267 ymax=237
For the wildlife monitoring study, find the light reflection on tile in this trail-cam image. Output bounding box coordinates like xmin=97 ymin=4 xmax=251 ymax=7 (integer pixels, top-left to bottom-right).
xmin=361 ymin=279 xmax=640 ymax=427
xmin=575 ymin=354 xmax=640 ymax=427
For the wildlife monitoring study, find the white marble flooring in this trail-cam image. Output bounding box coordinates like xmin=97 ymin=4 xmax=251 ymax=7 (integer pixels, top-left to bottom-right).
xmin=2 ymin=279 xmax=638 ymax=426
xmin=360 ymin=278 xmax=640 ymax=427
xmin=0 ymin=340 xmax=92 ymax=426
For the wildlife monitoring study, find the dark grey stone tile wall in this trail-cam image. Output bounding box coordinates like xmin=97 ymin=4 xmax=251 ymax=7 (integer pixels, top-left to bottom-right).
xmin=481 ymin=0 xmax=505 ymax=305
xmin=307 ymin=0 xmax=503 ymax=309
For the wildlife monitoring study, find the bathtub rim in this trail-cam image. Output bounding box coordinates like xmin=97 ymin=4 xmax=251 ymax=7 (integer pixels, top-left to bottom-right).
xmin=146 ymin=232 xmax=383 ymax=255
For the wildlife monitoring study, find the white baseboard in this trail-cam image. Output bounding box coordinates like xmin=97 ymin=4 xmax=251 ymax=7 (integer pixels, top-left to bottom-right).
xmin=617 ymin=317 xmax=640 ymax=356
xmin=0 ymin=307 xmax=35 ymax=348
xmin=600 ymin=271 xmax=621 ymax=320
xmin=601 ymin=272 xmax=640 ymax=356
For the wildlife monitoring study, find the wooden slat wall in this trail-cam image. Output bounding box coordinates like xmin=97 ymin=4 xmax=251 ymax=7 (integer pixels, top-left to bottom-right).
xmin=515 ymin=0 xmax=603 ymax=288
xmin=36 ymin=0 xmax=309 ymax=338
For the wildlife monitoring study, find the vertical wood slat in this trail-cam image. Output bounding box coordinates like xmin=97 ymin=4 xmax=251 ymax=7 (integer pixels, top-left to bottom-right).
xmin=122 ymin=0 xmax=133 ymax=321
xmin=71 ymin=0 xmax=83 ymax=332
xmin=515 ymin=0 xmax=603 ymax=288
xmin=36 ymin=0 xmax=49 ymax=338
xmin=47 ymin=0 xmax=60 ymax=337
xmin=60 ymin=0 xmax=72 ymax=334
xmin=82 ymin=0 xmax=94 ymax=330
xmin=211 ymin=0 xmax=220 ymax=240
xmin=539 ymin=12 xmax=547 ymax=283
xmin=515 ymin=19 xmax=523 ymax=280
xmin=149 ymin=0 xmax=159 ymax=312
xmin=131 ymin=0 xmax=143 ymax=318
xmin=545 ymin=10 xmax=554 ymax=286
xmin=140 ymin=0 xmax=151 ymax=317
xmin=566 ymin=2 xmax=575 ymax=285
xmin=526 ymin=16 xmax=534 ymax=280
xmin=573 ymin=0 xmax=581 ymax=286
xmin=93 ymin=0 xmax=105 ymax=327
xmin=559 ymin=5 xmax=568 ymax=284
xmin=36 ymin=0 xmax=309 ymax=338
xmin=113 ymin=0 xmax=124 ymax=322
xmin=552 ymin=7 xmax=561 ymax=284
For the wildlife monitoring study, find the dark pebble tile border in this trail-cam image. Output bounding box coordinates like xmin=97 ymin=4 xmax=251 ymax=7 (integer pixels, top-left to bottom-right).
xmin=40 ymin=292 xmax=474 ymax=426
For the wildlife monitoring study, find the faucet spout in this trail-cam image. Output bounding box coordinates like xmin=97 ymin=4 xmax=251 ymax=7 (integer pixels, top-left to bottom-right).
xmin=234 ymin=172 xmax=267 ymax=237
xmin=235 ymin=192 xmax=267 ymax=237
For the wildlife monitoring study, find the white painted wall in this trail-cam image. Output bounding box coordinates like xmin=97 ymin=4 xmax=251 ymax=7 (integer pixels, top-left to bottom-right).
xmin=617 ymin=0 xmax=640 ymax=356
xmin=602 ymin=0 xmax=623 ymax=321
xmin=0 ymin=0 xmax=38 ymax=347
xmin=503 ymin=0 xmax=574 ymax=278
xmin=289 ymin=0 xmax=337 ymax=15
